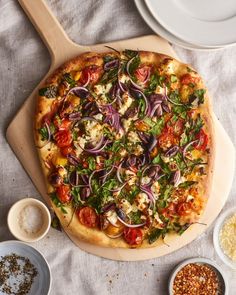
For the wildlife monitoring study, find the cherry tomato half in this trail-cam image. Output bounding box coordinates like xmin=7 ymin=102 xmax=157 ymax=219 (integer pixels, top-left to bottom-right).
xmin=54 ymin=118 xmax=71 ymax=130
xmin=158 ymin=128 xmax=176 ymax=150
xmin=56 ymin=185 xmax=71 ymax=203
xmin=180 ymin=73 xmax=200 ymax=86
xmin=134 ymin=65 xmax=151 ymax=83
xmin=54 ymin=130 xmax=72 ymax=148
xmin=176 ymin=202 xmax=192 ymax=216
xmin=123 ymin=228 xmax=143 ymax=246
xmin=193 ymin=129 xmax=208 ymax=151
xmin=77 ymin=207 xmax=98 ymax=228
xmin=60 ymin=146 xmax=75 ymax=157
xmin=79 ymin=65 xmax=102 ymax=85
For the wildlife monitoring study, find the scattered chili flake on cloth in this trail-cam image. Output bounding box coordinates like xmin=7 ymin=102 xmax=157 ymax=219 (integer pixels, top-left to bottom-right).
xmin=173 ymin=263 xmax=221 ymax=295
xmin=0 ymin=253 xmax=38 ymax=295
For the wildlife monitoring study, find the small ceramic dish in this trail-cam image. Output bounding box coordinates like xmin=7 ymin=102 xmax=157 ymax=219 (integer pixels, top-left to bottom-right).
xmin=213 ymin=206 xmax=236 ymax=270
xmin=168 ymin=257 xmax=228 ymax=295
xmin=0 ymin=240 xmax=51 ymax=295
xmin=8 ymin=198 xmax=51 ymax=242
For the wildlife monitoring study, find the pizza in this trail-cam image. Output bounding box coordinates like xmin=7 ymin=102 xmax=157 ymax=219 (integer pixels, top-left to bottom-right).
xmin=35 ymin=49 xmax=215 ymax=248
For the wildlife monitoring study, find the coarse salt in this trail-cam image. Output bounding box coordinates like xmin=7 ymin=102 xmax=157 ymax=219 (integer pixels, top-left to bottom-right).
xmin=18 ymin=205 xmax=44 ymax=234
xmin=219 ymin=213 xmax=236 ymax=261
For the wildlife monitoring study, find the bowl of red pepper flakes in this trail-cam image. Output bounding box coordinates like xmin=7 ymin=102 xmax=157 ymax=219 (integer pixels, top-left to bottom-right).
xmin=168 ymin=258 xmax=228 ymax=295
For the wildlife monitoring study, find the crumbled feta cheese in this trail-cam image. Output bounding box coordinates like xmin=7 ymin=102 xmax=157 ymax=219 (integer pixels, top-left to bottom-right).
xmin=75 ymin=137 xmax=86 ymax=156
xmin=93 ymin=113 xmax=103 ymax=121
xmin=85 ymin=120 xmax=103 ymax=143
xmin=122 ymin=118 xmax=132 ymax=132
xmin=161 ymin=155 xmax=170 ymax=163
xmin=151 ymin=181 xmax=160 ymax=199
xmin=133 ymin=144 xmax=144 ymax=156
xmin=119 ymin=148 xmax=128 ymax=157
xmin=135 ymin=193 xmax=150 ymax=211
xmin=57 ymin=166 xmax=67 ymax=178
xmin=148 ymin=208 xmax=153 ymax=216
xmin=93 ymin=83 xmax=112 ymax=105
xmin=186 ymin=194 xmax=194 ymax=202
xmin=128 ymin=131 xmax=141 ymax=144
xmin=154 ymin=212 xmax=164 ymax=224
xmin=119 ymin=199 xmax=132 ymax=214
xmin=155 ymin=86 xmax=165 ymax=95
xmin=141 ymin=176 xmax=151 ymax=185
xmin=106 ymin=210 xmax=118 ymax=225
xmin=119 ymin=73 xmax=130 ymax=84
xmin=119 ymin=93 xmax=133 ymax=115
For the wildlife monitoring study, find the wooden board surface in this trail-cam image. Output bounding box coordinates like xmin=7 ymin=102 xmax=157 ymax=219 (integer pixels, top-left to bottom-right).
xmin=6 ymin=0 xmax=235 ymax=261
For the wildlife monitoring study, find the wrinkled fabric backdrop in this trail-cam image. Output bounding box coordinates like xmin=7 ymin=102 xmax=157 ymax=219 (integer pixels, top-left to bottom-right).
xmin=0 ymin=0 xmax=236 ymax=294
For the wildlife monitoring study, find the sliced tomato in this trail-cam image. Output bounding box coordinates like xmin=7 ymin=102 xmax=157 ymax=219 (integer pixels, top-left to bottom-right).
xmin=180 ymin=73 xmax=200 ymax=85
xmin=193 ymin=129 xmax=208 ymax=151
xmin=158 ymin=128 xmax=176 ymax=150
xmin=79 ymin=65 xmax=102 ymax=85
xmin=54 ymin=118 xmax=71 ymax=130
xmin=161 ymin=202 xmax=176 ymax=218
xmin=54 ymin=130 xmax=72 ymax=148
xmin=77 ymin=207 xmax=98 ymax=228
xmin=176 ymin=202 xmax=192 ymax=216
xmin=123 ymin=228 xmax=143 ymax=246
xmin=173 ymin=118 xmax=184 ymax=136
xmin=134 ymin=65 xmax=151 ymax=83
xmin=61 ymin=146 xmax=75 ymax=157
xmin=56 ymin=185 xmax=71 ymax=203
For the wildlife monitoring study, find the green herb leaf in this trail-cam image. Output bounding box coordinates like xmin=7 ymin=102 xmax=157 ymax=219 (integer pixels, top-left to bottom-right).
xmin=63 ymin=73 xmax=76 ymax=87
xmin=38 ymin=126 xmax=48 ymax=141
xmin=51 ymin=215 xmax=61 ymax=231
xmin=128 ymin=55 xmax=140 ymax=76
xmin=189 ymin=89 xmax=206 ymax=106
xmin=180 ymin=132 xmax=189 ymax=147
xmin=100 ymin=68 xmax=118 ymax=84
xmin=152 ymin=154 xmax=161 ymax=164
xmin=148 ymin=228 xmax=162 ymax=244
xmin=129 ymin=211 xmax=142 ymax=225
xmin=39 ymin=85 xmax=57 ymax=98
xmin=123 ymin=49 xmax=138 ymax=59
xmin=87 ymin=157 xmax=96 ymax=170
xmin=178 ymin=181 xmax=197 ymax=188
xmin=170 ymin=75 xmax=177 ymax=83
xmin=50 ymin=193 xmax=68 ymax=214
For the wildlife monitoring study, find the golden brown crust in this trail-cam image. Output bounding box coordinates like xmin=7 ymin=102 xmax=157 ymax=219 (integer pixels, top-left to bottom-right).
xmin=34 ymin=50 xmax=215 ymax=248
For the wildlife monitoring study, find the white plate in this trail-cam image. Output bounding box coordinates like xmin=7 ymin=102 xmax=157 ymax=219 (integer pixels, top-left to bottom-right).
xmin=0 ymin=241 xmax=51 ymax=295
xmin=213 ymin=207 xmax=236 ymax=270
xmin=134 ymin=0 xmax=223 ymax=51
xmin=144 ymin=0 xmax=236 ymax=47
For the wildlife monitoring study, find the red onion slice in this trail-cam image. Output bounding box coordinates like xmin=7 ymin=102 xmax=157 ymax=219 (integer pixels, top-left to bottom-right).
xmin=82 ymin=72 xmax=91 ymax=87
xmin=117 ymin=216 xmax=146 ymax=228
xmin=172 ymin=170 xmax=181 ymax=187
xmin=183 ymin=140 xmax=199 ymax=158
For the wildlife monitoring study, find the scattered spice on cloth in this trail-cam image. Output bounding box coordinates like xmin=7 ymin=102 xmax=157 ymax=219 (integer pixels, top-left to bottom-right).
xmin=0 ymin=253 xmax=38 ymax=295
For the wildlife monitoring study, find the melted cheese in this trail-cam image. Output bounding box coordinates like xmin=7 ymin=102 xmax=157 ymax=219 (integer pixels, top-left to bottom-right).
xmin=119 ymin=93 xmax=133 ymax=115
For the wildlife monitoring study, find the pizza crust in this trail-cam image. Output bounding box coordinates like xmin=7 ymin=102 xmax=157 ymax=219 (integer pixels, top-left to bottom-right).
xmin=34 ymin=51 xmax=215 ymax=248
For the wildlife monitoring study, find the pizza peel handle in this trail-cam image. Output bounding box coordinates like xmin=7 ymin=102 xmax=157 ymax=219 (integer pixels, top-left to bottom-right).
xmin=17 ymin=0 xmax=88 ymax=64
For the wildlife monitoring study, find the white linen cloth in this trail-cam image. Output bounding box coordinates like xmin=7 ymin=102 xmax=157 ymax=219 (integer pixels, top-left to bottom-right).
xmin=0 ymin=1 xmax=236 ymax=294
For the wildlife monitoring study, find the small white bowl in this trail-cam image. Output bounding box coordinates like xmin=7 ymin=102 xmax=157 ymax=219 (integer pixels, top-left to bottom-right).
xmin=213 ymin=206 xmax=236 ymax=270
xmin=8 ymin=198 xmax=51 ymax=242
xmin=168 ymin=257 xmax=228 ymax=295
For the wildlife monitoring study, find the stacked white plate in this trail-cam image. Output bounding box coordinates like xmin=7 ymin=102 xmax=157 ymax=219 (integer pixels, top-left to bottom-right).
xmin=135 ymin=0 xmax=236 ymax=50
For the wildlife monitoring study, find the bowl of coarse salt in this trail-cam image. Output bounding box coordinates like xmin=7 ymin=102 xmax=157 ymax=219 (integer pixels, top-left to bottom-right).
xmin=8 ymin=198 xmax=51 ymax=242
xmin=213 ymin=206 xmax=236 ymax=270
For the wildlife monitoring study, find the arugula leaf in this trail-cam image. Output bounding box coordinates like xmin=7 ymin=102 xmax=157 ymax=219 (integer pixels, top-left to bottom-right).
xmin=152 ymin=154 xmax=161 ymax=164
xmin=126 ymin=186 xmax=140 ymax=203
xmin=123 ymin=49 xmax=138 ymax=59
xmin=178 ymin=181 xmax=197 ymax=188
xmin=87 ymin=157 xmax=96 ymax=170
xmin=193 ymin=114 xmax=204 ymax=134
xmin=39 ymin=85 xmax=57 ymax=98
xmin=178 ymin=223 xmax=191 ymax=235
xmin=148 ymin=228 xmax=162 ymax=244
xmin=170 ymin=75 xmax=177 ymax=83
xmin=103 ymin=55 xmax=115 ymax=63
xmin=100 ymin=68 xmax=118 ymax=84
xmin=63 ymin=73 xmax=76 ymax=87
xmin=38 ymin=126 xmax=48 ymax=141
xmin=189 ymin=89 xmax=206 ymax=106
xmin=50 ymin=193 xmax=67 ymax=214
xmin=128 ymin=55 xmax=140 ymax=76
xmin=151 ymin=117 xmax=165 ymax=136
xmin=71 ymin=187 xmax=83 ymax=205
xmin=162 ymin=185 xmax=173 ymax=201
xmin=51 ymin=215 xmax=61 ymax=231
xmin=129 ymin=211 xmax=142 ymax=225
xmin=173 ymin=152 xmax=186 ymax=171
xmin=180 ymin=132 xmax=188 ymax=147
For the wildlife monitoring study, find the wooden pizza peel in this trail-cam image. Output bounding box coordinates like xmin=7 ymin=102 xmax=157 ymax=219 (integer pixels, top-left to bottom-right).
xmin=6 ymin=0 xmax=235 ymax=261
